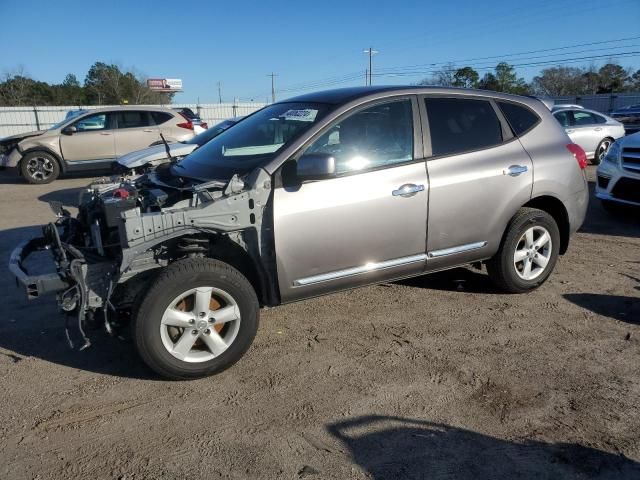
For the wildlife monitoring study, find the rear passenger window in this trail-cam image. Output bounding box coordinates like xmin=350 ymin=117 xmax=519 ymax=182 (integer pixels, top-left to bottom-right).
xmin=152 ymin=111 xmax=173 ymax=125
xmin=498 ymin=101 xmax=540 ymax=136
xmin=424 ymin=97 xmax=502 ymax=157
xmin=117 ymin=111 xmax=151 ymax=129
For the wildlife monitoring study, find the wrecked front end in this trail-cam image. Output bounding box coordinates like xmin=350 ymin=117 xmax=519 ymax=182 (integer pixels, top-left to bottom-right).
xmin=8 ymin=168 xmax=274 ymax=349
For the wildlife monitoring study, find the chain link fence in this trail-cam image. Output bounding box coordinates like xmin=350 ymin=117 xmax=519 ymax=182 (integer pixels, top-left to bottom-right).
xmin=0 ymin=102 xmax=267 ymax=138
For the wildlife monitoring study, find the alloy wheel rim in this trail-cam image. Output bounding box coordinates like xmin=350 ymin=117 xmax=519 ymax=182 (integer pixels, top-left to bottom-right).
xmin=513 ymin=226 xmax=552 ymax=281
xmin=26 ymin=156 xmax=54 ymax=180
xmin=160 ymin=287 xmax=241 ymax=363
xmin=597 ymin=140 xmax=611 ymax=161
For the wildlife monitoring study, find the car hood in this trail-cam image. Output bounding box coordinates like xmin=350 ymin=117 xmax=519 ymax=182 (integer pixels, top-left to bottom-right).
xmin=0 ymin=130 xmax=47 ymax=143
xmin=616 ymin=131 xmax=640 ymax=148
xmin=117 ymin=143 xmax=198 ymax=168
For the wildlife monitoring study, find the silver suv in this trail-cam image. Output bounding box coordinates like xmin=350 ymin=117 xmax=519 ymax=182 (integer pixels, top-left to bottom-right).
xmin=0 ymin=106 xmax=195 ymax=184
xmin=9 ymin=87 xmax=589 ymax=379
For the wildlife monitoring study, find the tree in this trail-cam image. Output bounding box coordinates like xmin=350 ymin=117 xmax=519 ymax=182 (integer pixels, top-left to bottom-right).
xmin=452 ymin=67 xmax=479 ymax=88
xmin=630 ymin=69 xmax=640 ymax=91
xmin=478 ymin=72 xmax=499 ymax=91
xmin=597 ymin=63 xmax=629 ymax=93
xmin=493 ymin=62 xmax=528 ymax=94
xmin=418 ymin=62 xmax=456 ymax=87
xmin=531 ymin=67 xmax=585 ymax=96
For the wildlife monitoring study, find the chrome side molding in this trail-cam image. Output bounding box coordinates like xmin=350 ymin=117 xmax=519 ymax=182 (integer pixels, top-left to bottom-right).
xmin=294 ymin=253 xmax=427 ymax=286
xmin=428 ymin=241 xmax=487 ymax=258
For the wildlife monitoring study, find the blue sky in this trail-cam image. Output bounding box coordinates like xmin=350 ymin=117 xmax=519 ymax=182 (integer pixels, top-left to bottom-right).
xmin=1 ymin=0 xmax=639 ymax=103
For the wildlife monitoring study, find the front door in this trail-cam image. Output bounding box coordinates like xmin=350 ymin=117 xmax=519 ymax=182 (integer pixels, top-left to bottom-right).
xmin=60 ymin=112 xmax=116 ymax=165
xmin=113 ymin=111 xmax=160 ymax=157
xmin=422 ymin=95 xmax=533 ymax=270
xmin=273 ymin=97 xmax=429 ymax=302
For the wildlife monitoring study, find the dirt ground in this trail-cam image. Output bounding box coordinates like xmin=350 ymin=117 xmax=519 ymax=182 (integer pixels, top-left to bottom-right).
xmin=0 ymin=167 xmax=638 ymax=479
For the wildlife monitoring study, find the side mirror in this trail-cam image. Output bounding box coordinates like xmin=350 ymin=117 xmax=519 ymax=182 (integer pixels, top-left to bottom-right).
xmin=296 ymin=153 xmax=336 ymax=180
xmin=62 ymin=125 xmax=77 ymax=135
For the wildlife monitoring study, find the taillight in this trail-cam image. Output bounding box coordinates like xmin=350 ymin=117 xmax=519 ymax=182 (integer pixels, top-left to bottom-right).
xmin=176 ymin=112 xmax=194 ymax=130
xmin=201 ymin=122 xmax=208 ymax=129
xmin=566 ymin=143 xmax=588 ymax=169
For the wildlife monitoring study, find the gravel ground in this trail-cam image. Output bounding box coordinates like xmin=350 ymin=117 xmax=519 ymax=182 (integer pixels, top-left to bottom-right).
xmin=0 ymin=167 xmax=638 ymax=479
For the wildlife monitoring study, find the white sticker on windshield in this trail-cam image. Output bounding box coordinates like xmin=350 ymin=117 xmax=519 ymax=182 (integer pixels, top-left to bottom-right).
xmin=279 ymin=109 xmax=318 ymax=122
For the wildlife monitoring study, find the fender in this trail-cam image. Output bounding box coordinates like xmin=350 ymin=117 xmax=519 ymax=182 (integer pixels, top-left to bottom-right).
xmin=19 ymin=146 xmax=68 ymax=173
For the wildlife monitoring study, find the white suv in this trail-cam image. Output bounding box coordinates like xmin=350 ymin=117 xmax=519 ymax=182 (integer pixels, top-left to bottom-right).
xmin=596 ymin=131 xmax=640 ymax=209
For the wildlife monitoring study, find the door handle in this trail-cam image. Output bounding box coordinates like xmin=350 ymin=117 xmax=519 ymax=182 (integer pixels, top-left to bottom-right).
xmin=143 ymin=129 xmax=154 ymax=133
xmin=503 ymin=165 xmax=528 ymax=176
xmin=594 ymin=127 xmax=603 ymax=131
xmin=100 ymin=132 xmax=111 ymax=136
xmin=392 ymin=183 xmax=425 ymax=197
xmin=566 ymin=129 xmax=575 ymax=134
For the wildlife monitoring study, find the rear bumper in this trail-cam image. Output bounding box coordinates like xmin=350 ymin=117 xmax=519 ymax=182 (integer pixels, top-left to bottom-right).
xmin=8 ymin=237 xmax=70 ymax=299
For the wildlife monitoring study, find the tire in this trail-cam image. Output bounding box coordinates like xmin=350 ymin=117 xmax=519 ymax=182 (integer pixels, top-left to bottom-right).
xmin=486 ymin=208 xmax=560 ymax=293
xmin=19 ymin=151 xmax=60 ymax=184
xmin=592 ymin=138 xmax=613 ymax=166
xmin=133 ymin=258 xmax=259 ymax=380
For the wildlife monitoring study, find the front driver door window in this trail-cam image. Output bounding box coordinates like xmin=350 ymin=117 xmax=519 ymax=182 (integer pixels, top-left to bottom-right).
xmin=273 ymin=97 xmax=429 ymax=302
xmin=60 ymin=112 xmax=116 ymax=162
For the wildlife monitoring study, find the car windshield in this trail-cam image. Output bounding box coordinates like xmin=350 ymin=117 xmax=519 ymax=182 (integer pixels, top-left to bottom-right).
xmin=185 ymin=119 xmax=238 ymax=147
xmin=173 ymin=102 xmax=329 ymax=180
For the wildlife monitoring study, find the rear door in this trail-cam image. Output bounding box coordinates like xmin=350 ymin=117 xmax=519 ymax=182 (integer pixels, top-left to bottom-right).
xmin=60 ymin=112 xmax=116 ymax=164
xmin=113 ymin=110 xmax=160 ymax=157
xmin=421 ymin=95 xmax=533 ymax=270
xmin=273 ymin=96 xmax=429 ymax=302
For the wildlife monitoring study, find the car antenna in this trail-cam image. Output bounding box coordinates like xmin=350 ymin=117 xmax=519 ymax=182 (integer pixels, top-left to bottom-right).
xmin=159 ymin=133 xmax=176 ymax=163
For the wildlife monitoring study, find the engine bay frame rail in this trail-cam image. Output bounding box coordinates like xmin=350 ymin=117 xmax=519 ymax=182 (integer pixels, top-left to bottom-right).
xmin=9 ymin=237 xmax=70 ymax=299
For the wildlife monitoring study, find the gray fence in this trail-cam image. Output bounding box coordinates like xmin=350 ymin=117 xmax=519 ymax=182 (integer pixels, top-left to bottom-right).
xmin=0 ymin=102 xmax=267 ymax=138
xmin=551 ymin=92 xmax=640 ymax=114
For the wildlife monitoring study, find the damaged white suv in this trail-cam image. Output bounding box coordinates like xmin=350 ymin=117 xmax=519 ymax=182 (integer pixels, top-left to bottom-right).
xmin=9 ymin=87 xmax=588 ymax=379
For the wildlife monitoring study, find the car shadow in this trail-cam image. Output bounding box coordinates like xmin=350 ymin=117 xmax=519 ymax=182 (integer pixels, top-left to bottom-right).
xmin=563 ymin=293 xmax=639 ymax=325
xmin=0 ymin=225 xmax=156 ymax=380
xmin=579 ymin=180 xmax=640 ymax=239
xmin=392 ymin=267 xmax=501 ymax=294
xmin=38 ymin=187 xmax=86 ymax=209
xmin=327 ymin=415 xmax=640 ymax=479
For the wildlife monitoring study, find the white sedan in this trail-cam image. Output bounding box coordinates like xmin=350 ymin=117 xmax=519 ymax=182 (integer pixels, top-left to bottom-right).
xmin=553 ymin=108 xmax=625 ymax=165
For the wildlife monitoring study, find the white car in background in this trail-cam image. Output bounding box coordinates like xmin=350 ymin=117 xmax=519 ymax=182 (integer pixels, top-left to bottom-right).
xmin=552 ymin=107 xmax=625 ymax=165
xmin=117 ymin=118 xmax=241 ymax=171
xmin=596 ymin=131 xmax=640 ymax=210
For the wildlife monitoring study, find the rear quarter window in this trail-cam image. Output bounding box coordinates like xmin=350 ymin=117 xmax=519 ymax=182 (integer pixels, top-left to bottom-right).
xmin=151 ymin=111 xmax=174 ymax=125
xmin=497 ymin=101 xmax=540 ymax=136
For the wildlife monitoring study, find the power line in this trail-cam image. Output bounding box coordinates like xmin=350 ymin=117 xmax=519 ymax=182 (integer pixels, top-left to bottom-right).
xmin=239 ymin=36 xmax=640 ymax=99
xmin=373 ymin=51 xmax=640 ymax=78
xmin=376 ymin=36 xmax=640 ymax=73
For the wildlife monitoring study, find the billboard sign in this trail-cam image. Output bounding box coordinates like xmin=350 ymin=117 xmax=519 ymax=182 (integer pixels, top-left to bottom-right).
xmin=147 ymin=78 xmax=183 ymax=92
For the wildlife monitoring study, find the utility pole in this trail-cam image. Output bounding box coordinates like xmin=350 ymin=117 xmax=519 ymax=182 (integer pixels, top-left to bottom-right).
xmin=365 ymin=69 xmax=368 ymax=86
xmin=217 ymin=81 xmax=222 ymax=103
xmin=267 ymin=73 xmax=278 ymax=103
xmin=363 ymin=47 xmax=378 ymax=86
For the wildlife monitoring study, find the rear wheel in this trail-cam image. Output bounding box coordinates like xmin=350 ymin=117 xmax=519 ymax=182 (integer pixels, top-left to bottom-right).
xmin=20 ymin=151 xmax=60 ymax=184
xmin=133 ymin=258 xmax=259 ymax=380
xmin=486 ymin=208 xmax=560 ymax=293
xmin=593 ymin=138 xmax=613 ymax=165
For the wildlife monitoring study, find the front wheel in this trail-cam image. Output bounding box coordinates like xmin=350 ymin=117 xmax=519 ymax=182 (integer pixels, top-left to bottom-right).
xmin=486 ymin=208 xmax=560 ymax=293
xmin=20 ymin=151 xmax=60 ymax=184
xmin=133 ymin=258 xmax=259 ymax=380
